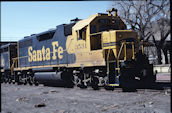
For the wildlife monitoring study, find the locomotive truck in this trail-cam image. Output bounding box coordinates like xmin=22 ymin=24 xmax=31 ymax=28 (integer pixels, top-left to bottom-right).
xmin=1 ymin=9 xmax=156 ymax=90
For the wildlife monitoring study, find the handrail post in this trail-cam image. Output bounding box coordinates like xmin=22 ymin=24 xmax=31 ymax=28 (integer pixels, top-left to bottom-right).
xmin=132 ymin=42 xmax=135 ymax=59
xmin=124 ymin=41 xmax=127 ymax=61
xmin=106 ymin=49 xmax=111 ymax=74
xmin=117 ymin=42 xmax=124 ymax=60
xmin=117 ymin=60 xmax=120 ymax=73
xmin=141 ymin=40 xmax=144 ymax=54
xmin=106 ymin=49 xmax=111 ymax=84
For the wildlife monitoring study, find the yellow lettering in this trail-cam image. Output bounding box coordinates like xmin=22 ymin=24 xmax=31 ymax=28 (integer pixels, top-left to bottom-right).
xmin=42 ymin=46 xmax=46 ymax=61
xmin=28 ymin=41 xmax=64 ymax=62
xmin=33 ymin=50 xmax=37 ymax=61
xmin=52 ymin=41 xmax=58 ymax=60
xmin=28 ymin=46 xmax=33 ymax=62
xmin=58 ymin=46 xmax=63 ymax=59
xmin=37 ymin=50 xmax=42 ymax=61
xmin=46 ymin=48 xmax=50 ymax=60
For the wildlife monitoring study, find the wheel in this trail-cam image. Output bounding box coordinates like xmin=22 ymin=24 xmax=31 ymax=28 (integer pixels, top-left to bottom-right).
xmin=1 ymin=79 xmax=3 ymax=83
xmin=17 ymin=81 xmax=21 ymax=85
xmin=15 ymin=76 xmax=21 ymax=85
xmin=91 ymin=76 xmax=99 ymax=90
xmin=34 ymin=82 xmax=39 ymax=86
xmin=34 ymin=81 xmax=39 ymax=86
xmin=66 ymin=82 xmax=74 ymax=88
xmin=4 ymin=78 xmax=7 ymax=83
xmin=33 ymin=76 xmax=39 ymax=86
xmin=30 ymin=77 xmax=34 ymax=86
xmin=73 ymin=75 xmax=81 ymax=86
xmin=104 ymin=86 xmax=114 ymax=91
xmin=23 ymin=80 xmax=27 ymax=85
xmin=8 ymin=78 xmax=12 ymax=84
xmin=91 ymin=84 xmax=99 ymax=90
xmin=1 ymin=74 xmax=3 ymax=83
xmin=29 ymin=82 xmax=33 ymax=86
xmin=12 ymin=80 xmax=15 ymax=84
xmin=27 ymin=77 xmax=32 ymax=86
xmin=11 ymin=76 xmax=15 ymax=84
xmin=78 ymin=83 xmax=87 ymax=89
xmin=1 ymin=78 xmax=4 ymax=83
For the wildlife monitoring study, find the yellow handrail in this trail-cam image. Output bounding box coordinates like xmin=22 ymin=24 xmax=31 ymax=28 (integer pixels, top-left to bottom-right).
xmin=106 ymin=49 xmax=111 ymax=74
xmin=117 ymin=41 xmax=135 ymax=61
xmin=116 ymin=41 xmax=136 ymax=74
xmin=141 ymin=40 xmax=144 ymax=54
xmin=10 ymin=58 xmax=18 ymax=75
xmin=124 ymin=41 xmax=127 ymax=61
xmin=117 ymin=42 xmax=124 ymax=60
xmin=132 ymin=42 xmax=135 ymax=59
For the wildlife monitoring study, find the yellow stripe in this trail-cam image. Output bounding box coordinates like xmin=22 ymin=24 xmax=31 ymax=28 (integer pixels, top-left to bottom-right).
xmin=108 ymin=84 xmax=119 ymax=86
xmin=14 ymin=62 xmax=106 ymax=71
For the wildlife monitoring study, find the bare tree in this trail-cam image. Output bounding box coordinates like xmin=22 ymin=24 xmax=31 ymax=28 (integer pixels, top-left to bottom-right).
xmin=150 ymin=0 xmax=170 ymax=64
xmin=112 ymin=0 xmax=170 ymax=64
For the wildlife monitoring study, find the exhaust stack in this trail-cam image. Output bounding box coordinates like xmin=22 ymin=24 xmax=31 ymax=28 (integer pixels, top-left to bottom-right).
xmin=106 ymin=8 xmax=118 ymax=16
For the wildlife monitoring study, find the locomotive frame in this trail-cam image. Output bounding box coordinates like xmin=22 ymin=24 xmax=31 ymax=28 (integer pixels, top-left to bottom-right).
xmin=1 ymin=9 xmax=156 ymax=90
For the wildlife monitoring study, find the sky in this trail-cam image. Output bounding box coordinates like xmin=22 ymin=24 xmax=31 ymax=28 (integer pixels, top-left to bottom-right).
xmin=1 ymin=1 xmax=114 ymax=41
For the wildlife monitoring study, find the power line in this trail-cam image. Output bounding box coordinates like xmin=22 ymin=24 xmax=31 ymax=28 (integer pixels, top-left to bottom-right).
xmin=1 ymin=37 xmax=23 ymax=38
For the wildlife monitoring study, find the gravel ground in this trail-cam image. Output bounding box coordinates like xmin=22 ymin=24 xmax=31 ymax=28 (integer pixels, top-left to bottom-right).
xmin=1 ymin=82 xmax=171 ymax=113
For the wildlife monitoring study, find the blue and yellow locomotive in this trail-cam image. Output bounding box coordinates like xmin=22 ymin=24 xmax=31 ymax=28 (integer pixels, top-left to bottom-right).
xmin=1 ymin=9 xmax=156 ymax=90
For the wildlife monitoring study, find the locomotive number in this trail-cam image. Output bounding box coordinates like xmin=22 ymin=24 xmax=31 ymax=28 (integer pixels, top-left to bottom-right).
xmin=28 ymin=41 xmax=63 ymax=62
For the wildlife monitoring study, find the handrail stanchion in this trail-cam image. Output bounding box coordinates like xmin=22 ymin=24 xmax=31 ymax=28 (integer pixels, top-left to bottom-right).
xmin=132 ymin=42 xmax=135 ymax=59
xmin=124 ymin=41 xmax=127 ymax=61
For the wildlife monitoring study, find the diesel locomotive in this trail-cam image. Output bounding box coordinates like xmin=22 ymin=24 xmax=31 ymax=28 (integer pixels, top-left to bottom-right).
xmin=1 ymin=9 xmax=156 ymax=90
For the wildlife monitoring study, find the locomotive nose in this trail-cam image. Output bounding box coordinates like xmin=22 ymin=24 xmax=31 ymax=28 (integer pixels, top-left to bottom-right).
xmin=102 ymin=30 xmax=138 ymax=61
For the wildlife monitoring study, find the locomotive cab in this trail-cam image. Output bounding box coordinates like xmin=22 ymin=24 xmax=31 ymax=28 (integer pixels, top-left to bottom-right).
xmin=71 ymin=12 xmax=127 ymax=51
xmin=69 ymin=11 xmax=139 ymax=67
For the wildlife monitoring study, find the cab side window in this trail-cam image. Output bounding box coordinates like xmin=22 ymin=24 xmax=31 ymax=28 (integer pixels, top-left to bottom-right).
xmin=78 ymin=27 xmax=86 ymax=40
xmin=90 ymin=25 xmax=97 ymax=34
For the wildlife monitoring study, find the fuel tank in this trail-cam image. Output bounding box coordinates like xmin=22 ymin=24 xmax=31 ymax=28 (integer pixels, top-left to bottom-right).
xmin=34 ymin=71 xmax=66 ymax=86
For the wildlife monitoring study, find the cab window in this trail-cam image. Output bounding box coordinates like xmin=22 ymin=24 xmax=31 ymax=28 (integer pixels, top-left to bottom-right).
xmin=78 ymin=27 xmax=86 ymax=40
xmin=90 ymin=25 xmax=97 ymax=34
